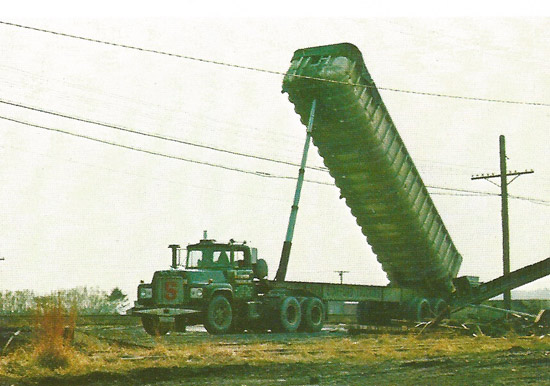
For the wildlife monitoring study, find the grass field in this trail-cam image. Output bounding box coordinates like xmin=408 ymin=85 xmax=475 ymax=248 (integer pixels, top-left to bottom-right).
xmin=1 ymin=315 xmax=550 ymax=385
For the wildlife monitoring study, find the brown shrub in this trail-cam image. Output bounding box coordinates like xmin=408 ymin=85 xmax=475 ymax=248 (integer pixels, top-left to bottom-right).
xmin=33 ymin=296 xmax=76 ymax=369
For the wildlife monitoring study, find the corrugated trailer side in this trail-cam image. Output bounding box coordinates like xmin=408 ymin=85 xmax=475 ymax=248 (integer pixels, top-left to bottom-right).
xmin=282 ymin=43 xmax=462 ymax=297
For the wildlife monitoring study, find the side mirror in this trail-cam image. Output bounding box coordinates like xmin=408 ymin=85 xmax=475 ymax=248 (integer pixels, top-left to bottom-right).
xmin=250 ymin=248 xmax=258 ymax=264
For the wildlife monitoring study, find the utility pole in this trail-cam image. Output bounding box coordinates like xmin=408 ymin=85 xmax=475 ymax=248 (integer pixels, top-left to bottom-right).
xmin=471 ymin=135 xmax=534 ymax=310
xmin=335 ymin=270 xmax=349 ymax=284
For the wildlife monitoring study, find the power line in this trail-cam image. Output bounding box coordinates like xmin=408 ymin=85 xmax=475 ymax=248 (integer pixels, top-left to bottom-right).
xmin=508 ymin=194 xmax=550 ymax=206
xmin=430 ymin=192 xmax=493 ymax=197
xmin=426 ymin=185 xmax=499 ymax=197
xmin=1 ymin=111 xmax=548 ymax=207
xmin=426 ymin=185 xmax=550 ymax=206
xmin=0 ymin=114 xmax=332 ymax=186
xmin=430 ymin=191 xmax=550 ymax=205
xmin=2 ymin=94 xmax=525 ymax=183
xmin=2 ymin=111 xmax=547 ymax=206
xmin=0 ymin=96 xmax=504 ymax=176
xmin=1 ymin=20 xmax=549 ymax=108
xmin=0 ymin=97 xmax=328 ymax=172
xmin=0 ymin=143 xmax=296 ymax=204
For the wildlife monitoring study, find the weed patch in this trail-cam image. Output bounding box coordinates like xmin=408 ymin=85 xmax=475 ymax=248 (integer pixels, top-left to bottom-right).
xmin=33 ymin=297 xmax=76 ymax=369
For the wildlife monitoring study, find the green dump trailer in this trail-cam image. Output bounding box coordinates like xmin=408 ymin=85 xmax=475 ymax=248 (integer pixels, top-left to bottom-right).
xmin=129 ymin=43 xmax=550 ymax=334
xmin=282 ymin=43 xmax=462 ymax=298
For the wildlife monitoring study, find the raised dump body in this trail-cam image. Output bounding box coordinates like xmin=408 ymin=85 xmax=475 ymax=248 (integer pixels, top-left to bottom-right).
xmin=282 ymin=43 xmax=462 ymax=297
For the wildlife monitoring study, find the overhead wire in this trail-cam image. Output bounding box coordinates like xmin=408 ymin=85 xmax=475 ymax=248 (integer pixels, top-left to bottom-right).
xmin=0 ymin=20 xmax=548 ymax=206
xmin=426 ymin=185 xmax=499 ymax=197
xmin=430 ymin=192 xmax=494 ymax=197
xmin=0 ymin=143 xmax=296 ymax=204
xmin=0 ymin=97 xmax=328 ymax=172
xmin=1 ymin=20 xmax=549 ymax=108
xmin=507 ymin=194 xmax=550 ymax=206
xmin=0 ymin=96 xmax=539 ymax=191
xmin=428 ymin=185 xmax=550 ymax=206
xmin=1 ymin=108 xmax=548 ymax=206
xmin=0 ymin=114 xmax=333 ymax=186
xmin=0 ymin=61 xmax=310 ymax=149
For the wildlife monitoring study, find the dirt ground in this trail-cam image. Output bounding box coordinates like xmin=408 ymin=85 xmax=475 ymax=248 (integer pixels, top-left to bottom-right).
xmin=2 ymin=321 xmax=550 ymax=385
xmin=79 ymin=349 xmax=550 ymax=386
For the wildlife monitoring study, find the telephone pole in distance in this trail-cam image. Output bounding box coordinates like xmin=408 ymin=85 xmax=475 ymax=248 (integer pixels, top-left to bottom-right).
xmin=335 ymin=270 xmax=349 ymax=285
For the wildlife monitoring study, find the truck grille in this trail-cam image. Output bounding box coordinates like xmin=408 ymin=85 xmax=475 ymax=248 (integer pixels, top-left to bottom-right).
xmin=154 ymin=276 xmax=183 ymax=305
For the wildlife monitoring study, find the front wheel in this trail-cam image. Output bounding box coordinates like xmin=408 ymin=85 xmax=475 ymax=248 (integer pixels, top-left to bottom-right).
xmin=204 ymin=295 xmax=233 ymax=334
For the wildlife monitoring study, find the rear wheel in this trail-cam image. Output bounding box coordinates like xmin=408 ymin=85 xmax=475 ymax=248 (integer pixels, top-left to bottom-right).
xmin=276 ymin=296 xmax=301 ymax=332
xmin=300 ymin=297 xmax=324 ymax=332
xmin=142 ymin=316 xmax=170 ymax=336
xmin=204 ymin=295 xmax=232 ymax=334
xmin=409 ymin=298 xmax=431 ymax=322
xmin=429 ymin=298 xmax=450 ymax=319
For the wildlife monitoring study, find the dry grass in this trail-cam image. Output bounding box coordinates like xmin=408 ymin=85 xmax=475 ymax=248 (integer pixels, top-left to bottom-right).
xmin=0 ymin=328 xmax=549 ymax=383
xmin=32 ymin=297 xmax=76 ymax=370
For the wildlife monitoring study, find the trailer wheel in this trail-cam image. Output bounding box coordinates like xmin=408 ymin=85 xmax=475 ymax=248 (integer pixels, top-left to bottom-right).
xmin=277 ymin=296 xmax=301 ymax=332
xmin=300 ymin=297 xmax=324 ymax=332
xmin=204 ymin=295 xmax=232 ymax=334
xmin=429 ymin=298 xmax=450 ymax=319
xmin=141 ymin=316 xmax=170 ymax=336
xmin=410 ymin=298 xmax=431 ymax=322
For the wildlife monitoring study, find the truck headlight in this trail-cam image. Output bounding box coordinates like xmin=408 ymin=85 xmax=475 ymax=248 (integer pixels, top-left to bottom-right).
xmin=139 ymin=287 xmax=152 ymax=299
xmin=190 ymin=287 xmax=203 ymax=298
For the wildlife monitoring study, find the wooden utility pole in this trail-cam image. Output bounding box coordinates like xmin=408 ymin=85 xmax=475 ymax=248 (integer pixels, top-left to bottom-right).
xmin=471 ymin=135 xmax=534 ymax=310
xmin=498 ymin=135 xmax=511 ymax=310
xmin=335 ymin=270 xmax=349 ymax=284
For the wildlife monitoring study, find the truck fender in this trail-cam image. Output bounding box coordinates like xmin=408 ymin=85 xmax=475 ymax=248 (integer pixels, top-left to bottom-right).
xmin=204 ymin=284 xmax=233 ymax=303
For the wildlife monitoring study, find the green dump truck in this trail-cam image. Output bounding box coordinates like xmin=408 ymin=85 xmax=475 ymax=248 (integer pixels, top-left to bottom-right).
xmin=129 ymin=43 xmax=550 ymax=335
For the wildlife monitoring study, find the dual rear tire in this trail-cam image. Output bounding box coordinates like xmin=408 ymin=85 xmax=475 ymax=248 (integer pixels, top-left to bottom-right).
xmin=300 ymin=297 xmax=324 ymax=332
xmin=409 ymin=297 xmax=449 ymax=322
xmin=275 ymin=296 xmax=324 ymax=333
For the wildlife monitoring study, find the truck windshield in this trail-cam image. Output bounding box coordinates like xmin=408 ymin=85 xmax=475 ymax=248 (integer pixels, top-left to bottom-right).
xmin=186 ymin=249 xmax=232 ymax=268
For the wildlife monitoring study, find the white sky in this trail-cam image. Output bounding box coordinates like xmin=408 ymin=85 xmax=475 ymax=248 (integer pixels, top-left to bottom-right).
xmin=0 ymin=4 xmax=549 ymax=300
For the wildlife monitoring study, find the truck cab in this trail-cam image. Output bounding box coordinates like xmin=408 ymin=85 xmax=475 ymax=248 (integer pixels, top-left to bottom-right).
xmin=130 ymin=237 xmax=268 ymax=335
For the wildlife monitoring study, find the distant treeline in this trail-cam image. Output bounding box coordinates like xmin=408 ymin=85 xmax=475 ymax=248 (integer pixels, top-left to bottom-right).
xmin=0 ymin=287 xmax=128 ymax=315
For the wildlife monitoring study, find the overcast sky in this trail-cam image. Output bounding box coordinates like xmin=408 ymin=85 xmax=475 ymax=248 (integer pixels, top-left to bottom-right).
xmin=0 ymin=7 xmax=549 ymax=299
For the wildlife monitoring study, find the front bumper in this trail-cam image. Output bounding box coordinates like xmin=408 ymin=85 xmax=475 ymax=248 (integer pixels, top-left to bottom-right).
xmin=128 ymin=305 xmax=201 ymax=319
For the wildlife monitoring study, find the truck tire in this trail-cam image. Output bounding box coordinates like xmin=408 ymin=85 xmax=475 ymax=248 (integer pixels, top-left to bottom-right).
xmin=174 ymin=316 xmax=187 ymax=332
xmin=204 ymin=295 xmax=232 ymax=334
xmin=300 ymin=297 xmax=324 ymax=332
xmin=142 ymin=316 xmax=170 ymax=336
xmin=410 ymin=298 xmax=431 ymax=322
xmin=429 ymin=298 xmax=450 ymax=319
xmin=277 ymin=296 xmax=301 ymax=333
